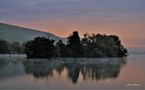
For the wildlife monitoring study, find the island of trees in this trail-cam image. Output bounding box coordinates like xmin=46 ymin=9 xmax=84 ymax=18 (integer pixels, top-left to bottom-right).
xmin=23 ymin=31 xmax=128 ymax=58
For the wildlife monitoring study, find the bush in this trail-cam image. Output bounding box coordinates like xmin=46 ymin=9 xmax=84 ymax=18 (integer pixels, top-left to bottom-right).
xmin=23 ymin=37 xmax=55 ymax=58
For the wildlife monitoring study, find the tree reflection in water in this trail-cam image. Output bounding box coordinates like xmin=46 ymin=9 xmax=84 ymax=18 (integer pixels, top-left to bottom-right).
xmin=23 ymin=58 xmax=127 ymax=84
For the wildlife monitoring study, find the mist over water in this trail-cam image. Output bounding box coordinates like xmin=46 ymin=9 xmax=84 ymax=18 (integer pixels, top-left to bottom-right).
xmin=128 ymin=47 xmax=145 ymax=55
xmin=0 ymin=54 xmax=145 ymax=89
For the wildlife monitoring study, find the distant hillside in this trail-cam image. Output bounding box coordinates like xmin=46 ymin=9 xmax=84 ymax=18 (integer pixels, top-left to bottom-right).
xmin=0 ymin=23 xmax=65 ymax=43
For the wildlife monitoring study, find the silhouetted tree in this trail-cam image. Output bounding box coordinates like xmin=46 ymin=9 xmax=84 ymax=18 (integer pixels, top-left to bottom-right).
xmin=67 ymin=31 xmax=81 ymax=47
xmin=55 ymin=40 xmax=68 ymax=57
xmin=0 ymin=39 xmax=10 ymax=54
xmin=23 ymin=37 xmax=55 ymax=58
xmin=23 ymin=31 xmax=128 ymax=58
xmin=67 ymin=31 xmax=83 ymax=57
xmin=23 ymin=41 xmax=33 ymax=57
xmin=81 ymin=33 xmax=128 ymax=57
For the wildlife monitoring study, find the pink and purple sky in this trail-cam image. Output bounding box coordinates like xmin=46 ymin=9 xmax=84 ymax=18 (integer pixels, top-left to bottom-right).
xmin=0 ymin=0 xmax=145 ymax=47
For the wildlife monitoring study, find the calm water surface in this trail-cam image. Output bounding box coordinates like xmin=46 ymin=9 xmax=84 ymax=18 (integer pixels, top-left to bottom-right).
xmin=0 ymin=54 xmax=145 ymax=90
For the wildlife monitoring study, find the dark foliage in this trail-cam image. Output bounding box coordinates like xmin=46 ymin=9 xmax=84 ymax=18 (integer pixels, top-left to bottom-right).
xmin=23 ymin=31 xmax=128 ymax=58
xmin=81 ymin=33 xmax=128 ymax=57
xmin=23 ymin=37 xmax=55 ymax=58
xmin=0 ymin=39 xmax=23 ymax=54
xmin=55 ymin=40 xmax=68 ymax=57
xmin=67 ymin=31 xmax=84 ymax=57
xmin=10 ymin=42 xmax=24 ymax=54
xmin=0 ymin=39 xmax=10 ymax=54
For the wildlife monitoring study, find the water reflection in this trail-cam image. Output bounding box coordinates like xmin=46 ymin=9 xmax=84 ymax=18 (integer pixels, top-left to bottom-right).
xmin=0 ymin=59 xmax=8 ymax=69
xmin=23 ymin=58 xmax=127 ymax=84
xmin=0 ymin=57 xmax=25 ymax=80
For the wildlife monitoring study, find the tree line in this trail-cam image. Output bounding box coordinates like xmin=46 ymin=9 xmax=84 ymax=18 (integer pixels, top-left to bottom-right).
xmin=0 ymin=39 xmax=23 ymax=54
xmin=23 ymin=31 xmax=128 ymax=58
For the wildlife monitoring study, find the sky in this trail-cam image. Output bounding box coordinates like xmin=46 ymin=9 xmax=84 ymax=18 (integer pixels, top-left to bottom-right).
xmin=0 ymin=0 xmax=145 ymax=47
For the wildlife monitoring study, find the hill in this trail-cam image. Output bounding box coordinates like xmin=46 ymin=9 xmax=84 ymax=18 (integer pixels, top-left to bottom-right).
xmin=0 ymin=23 xmax=64 ymax=43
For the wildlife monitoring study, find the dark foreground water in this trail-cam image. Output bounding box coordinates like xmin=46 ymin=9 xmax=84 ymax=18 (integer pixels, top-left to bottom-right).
xmin=0 ymin=54 xmax=145 ymax=90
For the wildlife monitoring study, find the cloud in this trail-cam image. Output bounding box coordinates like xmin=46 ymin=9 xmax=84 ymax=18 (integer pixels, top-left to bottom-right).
xmin=0 ymin=0 xmax=145 ymax=21
xmin=0 ymin=0 xmax=145 ymax=47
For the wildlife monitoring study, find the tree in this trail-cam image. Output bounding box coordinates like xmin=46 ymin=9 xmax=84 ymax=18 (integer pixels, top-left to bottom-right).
xmin=11 ymin=42 xmax=23 ymax=54
xmin=55 ymin=40 xmax=67 ymax=57
xmin=67 ymin=31 xmax=83 ymax=57
xmin=81 ymin=33 xmax=128 ymax=57
xmin=0 ymin=39 xmax=10 ymax=54
xmin=23 ymin=41 xmax=33 ymax=58
xmin=67 ymin=31 xmax=81 ymax=48
xmin=23 ymin=37 xmax=55 ymax=58
xmin=23 ymin=31 xmax=128 ymax=58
